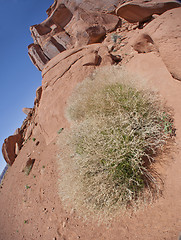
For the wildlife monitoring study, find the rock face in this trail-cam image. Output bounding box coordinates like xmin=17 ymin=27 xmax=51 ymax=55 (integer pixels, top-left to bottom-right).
xmin=34 ymin=86 xmax=42 ymax=107
xmin=1 ymin=1 xmax=181 ymax=239
xmin=133 ymin=8 xmax=181 ymax=80
xmin=47 ymin=0 xmax=124 ymax=14
xmin=28 ymin=44 xmax=49 ymax=71
xmin=2 ymin=129 xmax=23 ymax=166
xmin=116 ymin=1 xmax=180 ymax=23
xmin=28 ymin=1 xmax=120 ymax=70
xmin=38 ymin=44 xmax=113 ymax=144
xmin=64 ymin=9 xmax=120 ymax=48
xmin=3 ymin=0 xmax=181 ymax=167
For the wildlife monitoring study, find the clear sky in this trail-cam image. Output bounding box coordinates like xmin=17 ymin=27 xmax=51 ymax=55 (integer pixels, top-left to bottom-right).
xmin=0 ymin=0 xmax=54 ymax=173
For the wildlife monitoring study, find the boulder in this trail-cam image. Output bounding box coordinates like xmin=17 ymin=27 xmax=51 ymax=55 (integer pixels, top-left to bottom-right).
xmin=86 ymin=26 xmax=106 ymax=44
xmin=53 ymin=31 xmax=71 ymax=49
xmin=30 ymin=4 xmax=73 ymax=47
xmin=28 ymin=1 xmax=121 ymax=70
xmin=41 ymin=37 xmax=66 ymax=59
xmin=65 ymin=9 xmax=120 ymax=47
xmin=82 ymin=51 xmax=100 ymax=66
xmin=2 ymin=131 xmax=23 ymax=166
xmin=28 ymin=44 xmax=49 ymax=71
xmin=132 ymin=33 xmax=158 ymax=53
xmin=116 ymin=1 xmax=180 ymax=23
xmin=135 ymin=8 xmax=181 ymax=80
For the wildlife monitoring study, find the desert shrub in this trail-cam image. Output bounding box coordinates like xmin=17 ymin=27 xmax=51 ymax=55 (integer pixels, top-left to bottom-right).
xmin=58 ymin=66 xmax=173 ymax=215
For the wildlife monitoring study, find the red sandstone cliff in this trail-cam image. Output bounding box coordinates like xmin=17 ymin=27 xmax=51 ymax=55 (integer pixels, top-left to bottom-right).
xmin=1 ymin=1 xmax=181 ymax=239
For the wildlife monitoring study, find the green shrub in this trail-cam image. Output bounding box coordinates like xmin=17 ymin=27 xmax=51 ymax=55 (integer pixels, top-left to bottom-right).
xmin=58 ymin=66 xmax=174 ymax=215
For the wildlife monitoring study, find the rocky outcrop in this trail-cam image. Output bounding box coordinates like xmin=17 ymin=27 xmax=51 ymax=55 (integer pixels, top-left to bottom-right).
xmin=133 ymin=8 xmax=181 ymax=80
xmin=28 ymin=44 xmax=49 ymax=71
xmin=34 ymin=86 xmax=42 ymax=107
xmin=3 ymin=0 xmax=181 ymax=167
xmin=2 ymin=129 xmax=23 ymax=166
xmin=64 ymin=9 xmax=120 ymax=48
xmin=116 ymin=1 xmax=180 ymax=23
xmin=47 ymin=0 xmax=124 ymax=14
xmin=22 ymin=108 xmax=32 ymax=115
xmin=28 ymin=1 xmax=120 ymax=70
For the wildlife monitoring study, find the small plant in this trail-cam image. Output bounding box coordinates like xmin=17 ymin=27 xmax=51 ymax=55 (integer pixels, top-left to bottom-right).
xmin=58 ymin=66 xmax=174 ymax=215
xmin=42 ymin=165 xmax=45 ymax=169
xmin=162 ymin=112 xmax=174 ymax=135
xmin=24 ymin=220 xmax=28 ymax=224
xmin=111 ymin=33 xmax=121 ymax=44
xmin=25 ymin=185 xmax=30 ymax=189
xmin=32 ymin=138 xmax=36 ymax=142
xmin=58 ymin=128 xmax=64 ymax=134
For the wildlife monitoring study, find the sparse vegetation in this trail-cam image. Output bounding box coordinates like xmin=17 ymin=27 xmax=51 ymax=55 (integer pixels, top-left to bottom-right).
xmin=111 ymin=33 xmax=122 ymax=44
xmin=57 ymin=128 xmax=64 ymax=134
xmin=25 ymin=185 xmax=30 ymax=189
xmin=58 ymin=66 xmax=174 ymax=215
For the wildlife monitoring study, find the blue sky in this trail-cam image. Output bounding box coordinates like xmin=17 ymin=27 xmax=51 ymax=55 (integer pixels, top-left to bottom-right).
xmin=0 ymin=0 xmax=53 ymax=173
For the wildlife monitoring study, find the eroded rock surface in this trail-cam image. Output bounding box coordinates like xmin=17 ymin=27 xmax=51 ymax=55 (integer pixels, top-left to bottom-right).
xmin=3 ymin=1 xmax=181 ymax=168
xmin=116 ymin=1 xmax=180 ymax=23
xmin=22 ymin=108 xmax=32 ymax=115
xmin=1 ymin=1 xmax=181 ymax=239
xmin=28 ymin=1 xmax=120 ymax=70
xmin=2 ymin=129 xmax=23 ymax=166
xmin=38 ymin=44 xmax=114 ymax=144
xmin=134 ymin=8 xmax=181 ymax=80
xmin=132 ymin=33 xmax=158 ymax=53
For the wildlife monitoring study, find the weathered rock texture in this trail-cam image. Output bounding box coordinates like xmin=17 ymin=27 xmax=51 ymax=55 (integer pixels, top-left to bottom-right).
xmin=116 ymin=1 xmax=180 ymax=23
xmin=38 ymin=44 xmax=113 ymax=144
xmin=28 ymin=1 xmax=121 ymax=70
xmin=133 ymin=8 xmax=181 ymax=80
xmin=47 ymin=0 xmax=124 ymax=14
xmin=132 ymin=33 xmax=158 ymax=53
xmin=2 ymin=129 xmax=23 ymax=166
xmin=1 ymin=1 xmax=181 ymax=239
xmin=3 ymin=0 xmax=181 ymax=166
xmin=22 ymin=108 xmax=32 ymax=115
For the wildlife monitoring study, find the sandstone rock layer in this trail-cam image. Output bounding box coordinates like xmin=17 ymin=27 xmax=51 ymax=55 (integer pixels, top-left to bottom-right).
xmin=28 ymin=1 xmax=120 ymax=70
xmin=2 ymin=129 xmax=23 ymax=166
xmin=38 ymin=44 xmax=113 ymax=144
xmin=116 ymin=1 xmax=180 ymax=23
